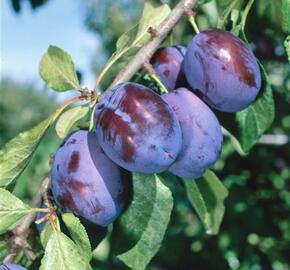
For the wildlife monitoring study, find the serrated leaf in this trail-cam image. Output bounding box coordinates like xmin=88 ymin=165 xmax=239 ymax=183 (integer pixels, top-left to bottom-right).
xmin=40 ymin=230 xmax=89 ymax=270
xmin=282 ymin=0 xmax=290 ymax=32
xmin=114 ymin=174 xmax=173 ymax=270
xmin=62 ymin=213 xmax=92 ymax=262
xmin=184 ymin=170 xmax=228 ymax=235
xmin=56 ymin=106 xmax=89 ymax=139
xmin=99 ymin=2 xmax=170 ymax=88
xmin=0 ymin=104 xmax=72 ymax=187
xmin=236 ymin=63 xmax=275 ymax=153
xmin=285 ymin=36 xmax=290 ymax=62
xmin=0 ymin=188 xmax=32 ymax=234
xmin=39 ymin=45 xmax=80 ymax=91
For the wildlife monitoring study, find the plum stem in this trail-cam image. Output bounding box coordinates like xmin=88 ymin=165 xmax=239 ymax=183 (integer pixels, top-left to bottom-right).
xmin=31 ymin=207 xmax=50 ymax=213
xmin=143 ymin=62 xmax=169 ymax=93
xmin=188 ymin=15 xmax=200 ymax=34
xmin=150 ymin=73 xmax=169 ymax=94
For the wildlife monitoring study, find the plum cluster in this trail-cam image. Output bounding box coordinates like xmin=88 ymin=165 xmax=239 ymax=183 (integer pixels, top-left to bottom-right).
xmin=51 ymin=28 xmax=261 ymax=227
xmin=151 ymin=29 xmax=261 ymax=112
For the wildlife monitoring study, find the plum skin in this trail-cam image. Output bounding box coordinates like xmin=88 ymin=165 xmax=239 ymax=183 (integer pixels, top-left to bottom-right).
xmin=162 ymin=88 xmax=223 ymax=179
xmin=184 ymin=28 xmax=261 ymax=112
xmin=0 ymin=264 xmax=27 ymax=270
xmin=94 ymin=82 xmax=182 ymax=174
xmin=51 ymin=130 xmax=131 ymax=227
xmin=151 ymin=46 xmax=187 ymax=91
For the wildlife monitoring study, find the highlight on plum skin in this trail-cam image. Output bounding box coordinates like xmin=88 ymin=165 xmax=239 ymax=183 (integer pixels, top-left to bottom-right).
xmin=184 ymin=28 xmax=261 ymax=112
xmin=94 ymin=82 xmax=183 ymax=174
xmin=162 ymin=88 xmax=223 ymax=179
xmin=51 ymin=130 xmax=131 ymax=227
xmin=151 ymin=46 xmax=187 ymax=91
xmin=0 ymin=264 xmax=27 ymax=270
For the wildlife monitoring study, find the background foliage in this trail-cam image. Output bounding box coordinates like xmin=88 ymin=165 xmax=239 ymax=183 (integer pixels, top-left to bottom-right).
xmin=1 ymin=0 xmax=290 ymax=269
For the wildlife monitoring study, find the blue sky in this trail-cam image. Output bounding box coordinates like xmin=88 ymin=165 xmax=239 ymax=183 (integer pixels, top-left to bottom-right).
xmin=1 ymin=0 xmax=99 ymax=90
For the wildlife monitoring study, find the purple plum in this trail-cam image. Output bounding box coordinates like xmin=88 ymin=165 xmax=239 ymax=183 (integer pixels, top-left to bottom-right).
xmin=94 ymin=82 xmax=182 ymax=173
xmin=51 ymin=130 xmax=131 ymax=227
xmin=162 ymin=88 xmax=223 ymax=179
xmin=151 ymin=46 xmax=187 ymax=91
xmin=0 ymin=265 xmax=27 ymax=270
xmin=184 ymin=29 xmax=261 ymax=112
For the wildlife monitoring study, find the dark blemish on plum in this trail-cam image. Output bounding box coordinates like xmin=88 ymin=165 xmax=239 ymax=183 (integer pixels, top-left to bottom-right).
xmin=150 ymin=144 xmax=157 ymax=150
xmin=152 ymin=47 xmax=170 ymax=63
xmin=123 ymin=84 xmax=174 ymax=135
xmin=57 ymin=164 xmax=60 ymax=171
xmin=163 ymin=148 xmax=175 ymax=160
xmin=195 ymin=120 xmax=209 ymax=136
xmin=205 ymin=82 xmax=209 ymax=90
xmin=116 ymin=188 xmax=127 ymax=206
xmin=221 ymin=66 xmax=226 ymax=70
xmin=67 ymin=138 xmax=77 ymax=145
xmin=99 ymin=146 xmax=106 ymax=155
xmin=163 ymin=69 xmax=170 ymax=77
xmin=57 ymin=191 xmax=83 ymax=216
xmin=68 ymin=151 xmax=80 ymax=173
xmin=89 ymin=197 xmax=104 ymax=215
xmin=205 ymin=29 xmax=257 ymax=87
xmin=70 ymin=179 xmax=91 ymax=192
xmin=99 ymin=108 xmax=136 ymax=162
xmin=213 ymin=54 xmax=220 ymax=59
xmin=98 ymin=103 xmax=105 ymax=110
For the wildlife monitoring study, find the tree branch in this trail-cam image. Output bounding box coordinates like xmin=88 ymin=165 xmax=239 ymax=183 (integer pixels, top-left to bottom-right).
xmin=110 ymin=0 xmax=197 ymax=88
xmin=3 ymin=177 xmax=51 ymax=264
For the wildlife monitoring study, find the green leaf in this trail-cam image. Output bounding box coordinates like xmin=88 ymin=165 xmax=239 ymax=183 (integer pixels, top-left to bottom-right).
xmin=284 ymin=36 xmax=290 ymax=62
xmin=184 ymin=170 xmax=228 ymax=235
xmin=40 ymin=230 xmax=90 ymax=270
xmin=39 ymin=46 xmax=80 ymax=91
xmin=222 ymin=127 xmax=246 ymax=156
xmin=198 ymin=0 xmax=212 ymax=5
xmin=40 ymin=222 xmax=54 ymax=248
xmin=236 ymin=65 xmax=275 ymax=153
xmin=0 ymin=188 xmax=32 ymax=234
xmin=0 ymin=240 xmax=8 ymax=260
xmin=113 ymin=174 xmax=173 ymax=270
xmin=0 ymin=105 xmax=72 ymax=187
xmin=62 ymin=213 xmax=92 ymax=262
xmin=282 ymin=0 xmax=290 ymax=32
xmin=99 ymin=2 xmax=170 ymax=87
xmin=55 ymin=106 xmax=89 ymax=139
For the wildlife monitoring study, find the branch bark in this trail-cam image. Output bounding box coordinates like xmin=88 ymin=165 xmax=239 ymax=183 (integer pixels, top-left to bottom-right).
xmin=110 ymin=0 xmax=197 ymax=88
xmin=3 ymin=177 xmax=51 ymax=264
